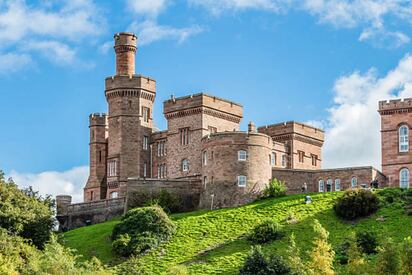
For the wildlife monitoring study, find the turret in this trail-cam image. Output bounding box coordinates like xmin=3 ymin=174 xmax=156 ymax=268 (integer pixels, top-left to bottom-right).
xmin=114 ymin=32 xmax=137 ymax=76
xmin=84 ymin=113 xmax=108 ymax=202
xmin=56 ymin=195 xmax=72 ymax=215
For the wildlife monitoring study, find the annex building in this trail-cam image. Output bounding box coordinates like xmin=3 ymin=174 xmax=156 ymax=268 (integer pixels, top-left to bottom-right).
xmin=57 ymin=32 xmax=407 ymax=230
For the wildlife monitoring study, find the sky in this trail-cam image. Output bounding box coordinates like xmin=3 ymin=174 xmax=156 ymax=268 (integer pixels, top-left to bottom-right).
xmin=3 ymin=0 xmax=412 ymax=202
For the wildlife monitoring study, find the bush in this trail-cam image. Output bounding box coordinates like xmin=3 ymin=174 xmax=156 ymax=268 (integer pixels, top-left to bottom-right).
xmin=111 ymin=205 xmax=175 ymax=257
xmin=356 ymin=230 xmax=378 ymax=254
xmin=400 ymin=237 xmax=412 ymax=275
xmin=239 ymin=246 xmax=292 ymax=275
xmin=128 ymin=190 xmax=184 ymax=213
xmin=376 ymin=239 xmax=400 ymax=275
xmin=263 ymin=179 xmax=287 ymax=198
xmin=0 ymin=172 xmax=54 ymax=249
xmin=248 ymin=220 xmax=284 ymax=244
xmin=167 ymin=265 xmax=189 ymax=275
xmin=333 ymin=189 xmax=379 ymax=220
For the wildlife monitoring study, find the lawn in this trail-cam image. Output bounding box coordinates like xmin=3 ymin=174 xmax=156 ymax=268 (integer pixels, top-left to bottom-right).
xmin=62 ymin=191 xmax=412 ymax=274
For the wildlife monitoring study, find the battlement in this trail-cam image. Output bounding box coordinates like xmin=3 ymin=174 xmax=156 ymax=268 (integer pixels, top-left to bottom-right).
xmin=164 ymin=93 xmax=243 ymax=119
xmin=258 ymin=121 xmax=324 ymax=142
xmin=378 ymin=98 xmax=412 ymax=112
xmin=89 ymin=113 xmax=107 ymax=126
xmin=105 ymin=75 xmax=156 ymax=93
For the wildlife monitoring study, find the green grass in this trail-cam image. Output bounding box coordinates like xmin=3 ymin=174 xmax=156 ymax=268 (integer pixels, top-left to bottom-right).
xmin=62 ymin=192 xmax=412 ymax=274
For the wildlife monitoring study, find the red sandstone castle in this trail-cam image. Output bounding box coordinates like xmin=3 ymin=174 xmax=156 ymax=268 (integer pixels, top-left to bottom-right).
xmin=56 ymin=32 xmax=408 ymax=230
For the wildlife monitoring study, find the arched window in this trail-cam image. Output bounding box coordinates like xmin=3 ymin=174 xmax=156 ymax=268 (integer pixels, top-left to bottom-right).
xmin=399 ymin=125 xmax=409 ymax=152
xmin=318 ymin=179 xmax=324 ymax=192
xmin=182 ymin=159 xmax=189 ymax=172
xmin=237 ymin=175 xmax=247 ymax=187
xmin=400 ymin=168 xmax=410 ymax=189
xmin=238 ymin=150 xmax=247 ymax=161
xmin=351 ymin=177 xmax=358 ymax=188
xmin=110 ymin=191 xmax=118 ymax=199
xmin=335 ymin=179 xmax=341 ymax=191
xmin=326 ymin=179 xmax=333 ymax=192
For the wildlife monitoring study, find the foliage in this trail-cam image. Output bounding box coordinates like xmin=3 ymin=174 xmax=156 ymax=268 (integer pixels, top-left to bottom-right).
xmin=375 ymin=239 xmax=400 ymax=275
xmin=376 ymin=188 xmax=409 ymax=205
xmin=0 ymin=229 xmax=111 ymax=275
xmin=239 ymin=245 xmax=292 ymax=275
xmin=63 ymin=191 xmax=412 ymax=274
xmin=286 ymin=234 xmax=307 ymax=275
xmin=128 ymin=190 xmax=184 ymax=213
xmin=307 ymin=219 xmax=335 ymax=275
xmin=346 ymin=233 xmax=371 ymax=275
xmin=166 ymin=265 xmax=189 ymax=275
xmin=356 ymin=230 xmax=378 ymax=254
xmin=111 ymin=206 xmax=175 ymax=257
xmin=0 ymin=171 xmax=55 ymax=249
xmin=263 ymin=178 xmax=287 ymax=198
xmin=248 ymin=220 xmax=284 ymax=244
xmin=112 ymin=257 xmax=148 ymax=275
xmin=333 ymin=189 xmax=379 ymax=220
xmin=400 ymin=237 xmax=412 ymax=275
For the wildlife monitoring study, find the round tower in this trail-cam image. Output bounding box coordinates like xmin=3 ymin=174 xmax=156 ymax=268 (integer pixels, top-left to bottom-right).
xmin=114 ymin=32 xmax=137 ymax=76
xmin=56 ymin=195 xmax=72 ymax=215
xmin=200 ymin=131 xmax=273 ymax=209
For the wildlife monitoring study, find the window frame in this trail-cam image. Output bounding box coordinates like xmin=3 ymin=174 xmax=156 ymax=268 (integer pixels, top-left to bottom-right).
xmin=281 ymin=155 xmax=286 ymax=167
xmin=203 ymin=151 xmax=207 ymax=166
xmin=271 ymin=152 xmax=276 ymax=166
xmin=142 ymin=106 xmax=150 ymax=123
xmin=108 ymin=160 xmax=117 ymax=177
xmin=399 ymin=125 xmax=409 ymax=153
xmin=400 ymin=168 xmax=410 ymax=189
xmin=180 ymin=128 xmax=190 ymax=146
xmin=351 ymin=177 xmax=358 ymax=188
xmin=182 ymin=159 xmax=189 ymax=172
xmin=326 ymin=178 xmax=333 ymax=192
xmin=143 ymin=136 xmax=149 ymax=150
xmin=298 ymin=150 xmax=305 ymax=163
xmin=238 ymin=150 xmax=247 ymax=161
xmin=318 ymin=179 xmax=325 ymax=192
xmin=237 ymin=175 xmax=247 ymax=187
xmin=335 ymin=179 xmax=341 ymax=191
xmin=110 ymin=191 xmax=118 ymax=199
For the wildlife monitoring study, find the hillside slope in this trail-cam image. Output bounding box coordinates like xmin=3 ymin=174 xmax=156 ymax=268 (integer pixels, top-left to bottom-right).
xmin=63 ymin=192 xmax=412 ymax=274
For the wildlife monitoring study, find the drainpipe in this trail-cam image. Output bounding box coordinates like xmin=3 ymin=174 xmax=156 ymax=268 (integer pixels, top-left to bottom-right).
xmin=150 ymin=144 xmax=153 ymax=178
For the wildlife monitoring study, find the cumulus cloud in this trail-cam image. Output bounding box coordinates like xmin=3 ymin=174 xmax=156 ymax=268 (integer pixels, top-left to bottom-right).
xmin=127 ymin=0 xmax=169 ymax=18
xmin=188 ymin=0 xmax=287 ymax=15
xmin=0 ymin=52 xmax=31 ymax=73
xmin=129 ymin=20 xmax=203 ymax=45
xmin=8 ymin=166 xmax=89 ymax=203
xmin=322 ymin=54 xmax=412 ymax=169
xmin=0 ymin=0 xmax=103 ymax=72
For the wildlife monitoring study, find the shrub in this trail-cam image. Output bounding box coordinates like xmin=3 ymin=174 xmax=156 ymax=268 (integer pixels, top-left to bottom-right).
xmin=333 ymin=189 xmax=379 ymax=220
xmin=356 ymin=230 xmax=378 ymax=254
xmin=263 ymin=178 xmax=287 ymax=198
xmin=0 ymin=173 xmax=54 ymax=249
xmin=128 ymin=190 xmax=183 ymax=213
xmin=248 ymin=220 xmax=284 ymax=244
xmin=307 ymin=220 xmax=335 ymax=275
xmin=111 ymin=206 xmax=175 ymax=257
xmin=167 ymin=265 xmax=189 ymax=275
xmin=239 ymin=246 xmax=292 ymax=275
xmin=375 ymin=239 xmax=400 ymax=275
xmin=400 ymin=237 xmax=412 ymax=275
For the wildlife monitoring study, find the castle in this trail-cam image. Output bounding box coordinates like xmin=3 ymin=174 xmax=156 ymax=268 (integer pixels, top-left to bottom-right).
xmin=56 ymin=32 xmax=409 ymax=230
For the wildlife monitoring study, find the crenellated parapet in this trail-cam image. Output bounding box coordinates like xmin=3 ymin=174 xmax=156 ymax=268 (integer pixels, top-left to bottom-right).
xmin=378 ymin=98 xmax=412 ymax=115
xmin=89 ymin=113 xmax=107 ymax=126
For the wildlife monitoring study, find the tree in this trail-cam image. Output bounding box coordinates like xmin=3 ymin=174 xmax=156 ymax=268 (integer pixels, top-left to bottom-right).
xmin=346 ymin=233 xmax=370 ymax=275
xmin=287 ymin=234 xmax=307 ymax=275
xmin=376 ymin=239 xmax=400 ymax=275
xmin=307 ymin=220 xmax=335 ymax=275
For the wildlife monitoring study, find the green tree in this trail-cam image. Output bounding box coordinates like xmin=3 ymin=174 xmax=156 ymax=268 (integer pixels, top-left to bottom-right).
xmin=346 ymin=233 xmax=370 ymax=275
xmin=376 ymin=239 xmax=400 ymax=275
xmin=287 ymin=233 xmax=307 ymax=275
xmin=307 ymin=220 xmax=335 ymax=275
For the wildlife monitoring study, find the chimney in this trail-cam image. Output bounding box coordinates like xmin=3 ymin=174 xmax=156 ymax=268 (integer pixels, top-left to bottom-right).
xmin=114 ymin=32 xmax=137 ymax=76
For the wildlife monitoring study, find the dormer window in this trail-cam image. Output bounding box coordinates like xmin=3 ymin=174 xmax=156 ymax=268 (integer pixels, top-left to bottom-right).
xmin=399 ymin=125 xmax=409 ymax=152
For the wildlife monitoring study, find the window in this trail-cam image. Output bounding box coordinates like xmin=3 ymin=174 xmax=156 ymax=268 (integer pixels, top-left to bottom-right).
xmin=335 ymin=179 xmax=341 ymax=191
xmin=311 ymin=154 xmax=317 ymax=166
xmin=157 ymin=141 xmax=166 ymax=156
xmin=143 ymin=136 xmax=149 ymax=150
xmin=143 ymin=162 xmax=147 ymax=178
xmin=110 ymin=192 xmax=118 ymax=199
xmin=157 ymin=165 xmax=161 ymax=178
xmin=203 ymin=151 xmax=207 ymax=166
xmin=182 ymin=159 xmax=189 ymax=172
xmin=90 ymin=191 xmax=94 ymax=201
xmin=281 ymin=155 xmax=286 ymax=167
xmin=204 ymin=176 xmax=207 ymax=188
xmin=108 ymin=160 xmax=117 ymax=177
xmin=208 ymin=126 xmax=217 ymax=134
xmin=99 ymin=150 xmax=102 ymax=163
xmin=351 ymin=177 xmax=358 ymax=188
xmin=142 ymin=107 xmax=150 ymax=123
xmin=237 ymin=175 xmax=247 ymax=187
xmin=238 ymin=150 xmax=247 ymax=161
xmin=271 ymin=152 xmax=276 ymax=166
xmin=327 ymin=179 xmax=333 ymax=192
xmin=400 ymin=168 xmax=410 ymax=188
xmin=318 ymin=180 xmax=325 ymax=192
xmin=298 ymin=151 xmax=305 ymax=163
xmin=180 ymin=128 xmax=190 ymax=145
xmin=158 ymin=164 xmax=166 ymax=178
xmin=399 ymin=125 xmax=409 ymax=152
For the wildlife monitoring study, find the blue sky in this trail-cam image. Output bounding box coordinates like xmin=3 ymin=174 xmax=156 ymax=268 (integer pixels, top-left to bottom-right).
xmin=3 ymin=0 xmax=412 ymax=200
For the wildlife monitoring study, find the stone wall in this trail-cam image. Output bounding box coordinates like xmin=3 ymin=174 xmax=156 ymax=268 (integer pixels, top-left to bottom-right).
xmin=57 ymin=197 xmax=126 ymax=231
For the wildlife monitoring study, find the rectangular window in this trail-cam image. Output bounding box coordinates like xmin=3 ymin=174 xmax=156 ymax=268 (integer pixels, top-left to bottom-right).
xmin=281 ymin=155 xmax=286 ymax=167
xmin=311 ymin=154 xmax=317 ymax=166
xmin=208 ymin=126 xmax=217 ymax=134
xmin=143 ymin=162 xmax=147 ymax=178
xmin=203 ymin=151 xmax=207 ymax=166
xmin=180 ymin=128 xmax=190 ymax=145
xmin=142 ymin=107 xmax=150 ymax=123
xmin=335 ymin=179 xmax=341 ymax=191
xmin=157 ymin=165 xmax=161 ymax=178
xmin=108 ymin=160 xmax=117 ymax=177
xmin=271 ymin=152 xmax=276 ymax=166
xmin=298 ymin=151 xmax=305 ymax=163
xmin=237 ymin=175 xmax=247 ymax=187
xmin=238 ymin=150 xmax=247 ymax=161
xmin=143 ymin=136 xmax=149 ymax=150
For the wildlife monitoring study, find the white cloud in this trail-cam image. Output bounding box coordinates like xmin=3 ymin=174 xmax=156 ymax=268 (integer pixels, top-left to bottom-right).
xmin=8 ymin=166 xmax=89 ymax=203
xmin=189 ymin=0 xmax=287 ymax=15
xmin=129 ymin=20 xmax=203 ymax=45
xmin=359 ymin=27 xmax=410 ymax=49
xmin=323 ymin=54 xmax=412 ymax=169
xmin=0 ymin=52 xmax=31 ymax=73
xmin=98 ymin=40 xmax=112 ymax=54
xmin=25 ymin=40 xmax=76 ymax=64
xmin=127 ymin=0 xmax=169 ymax=18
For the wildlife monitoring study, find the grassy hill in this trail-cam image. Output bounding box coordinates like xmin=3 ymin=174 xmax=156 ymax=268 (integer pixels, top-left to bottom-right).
xmin=62 ymin=191 xmax=412 ymax=274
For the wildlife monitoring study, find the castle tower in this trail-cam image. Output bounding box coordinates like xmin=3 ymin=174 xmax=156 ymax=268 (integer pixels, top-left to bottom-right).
xmin=84 ymin=113 xmax=108 ymax=202
xmin=105 ymin=32 xmax=156 ymax=196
